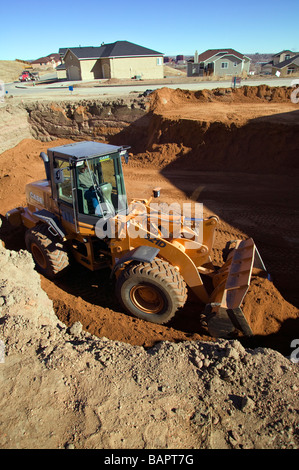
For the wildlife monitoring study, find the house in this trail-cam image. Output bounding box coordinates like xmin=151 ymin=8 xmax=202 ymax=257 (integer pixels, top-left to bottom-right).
xmin=261 ymin=50 xmax=299 ymax=75
xmin=187 ymin=49 xmax=251 ymax=77
xmin=272 ymin=50 xmax=297 ymax=65
xmin=31 ymin=53 xmax=61 ymax=69
xmin=272 ymin=54 xmax=299 ymax=77
xmin=58 ymin=41 xmax=164 ymax=81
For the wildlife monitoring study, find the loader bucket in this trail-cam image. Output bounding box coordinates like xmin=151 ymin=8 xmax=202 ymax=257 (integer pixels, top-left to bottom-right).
xmin=204 ymin=238 xmax=267 ymax=338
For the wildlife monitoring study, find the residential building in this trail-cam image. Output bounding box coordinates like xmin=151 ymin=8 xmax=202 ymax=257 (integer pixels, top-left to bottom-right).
xmin=272 ymin=50 xmax=297 ymax=65
xmin=59 ymin=41 xmax=164 ymax=81
xmin=31 ymin=53 xmax=61 ymax=69
xmin=272 ymin=54 xmax=299 ymax=76
xmin=187 ymin=49 xmax=251 ymax=77
xmin=261 ymin=50 xmax=299 ymax=75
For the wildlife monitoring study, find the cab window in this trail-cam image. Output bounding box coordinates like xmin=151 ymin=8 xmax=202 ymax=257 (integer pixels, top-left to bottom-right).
xmin=56 ymin=159 xmax=73 ymax=203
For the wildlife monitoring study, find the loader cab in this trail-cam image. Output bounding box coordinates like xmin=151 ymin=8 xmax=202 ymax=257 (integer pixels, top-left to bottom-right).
xmin=47 ymin=141 xmax=130 ymax=231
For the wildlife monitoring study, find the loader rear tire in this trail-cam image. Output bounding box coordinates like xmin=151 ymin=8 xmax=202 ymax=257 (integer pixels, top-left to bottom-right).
xmin=116 ymin=258 xmax=187 ymax=324
xmin=25 ymin=224 xmax=69 ymax=279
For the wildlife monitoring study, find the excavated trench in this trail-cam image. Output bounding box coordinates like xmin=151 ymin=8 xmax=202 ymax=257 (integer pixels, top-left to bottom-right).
xmin=0 ymin=85 xmax=299 ymax=356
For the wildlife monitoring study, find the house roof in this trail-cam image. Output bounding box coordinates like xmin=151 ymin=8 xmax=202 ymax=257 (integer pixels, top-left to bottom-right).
xmin=31 ymin=57 xmax=52 ymax=64
xmin=195 ymin=49 xmax=249 ymax=62
xmin=60 ymin=41 xmax=163 ymax=60
xmin=273 ymin=54 xmax=299 ymax=69
xmin=273 ymin=50 xmax=294 ymax=57
xmin=47 ymin=53 xmax=60 ymax=61
xmin=31 ymin=53 xmax=61 ymax=64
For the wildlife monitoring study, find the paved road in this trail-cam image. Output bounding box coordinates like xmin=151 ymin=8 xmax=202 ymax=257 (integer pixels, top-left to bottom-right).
xmin=3 ymin=76 xmax=295 ymax=100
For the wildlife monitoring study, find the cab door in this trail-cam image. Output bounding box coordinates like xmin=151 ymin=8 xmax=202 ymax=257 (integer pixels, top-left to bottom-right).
xmin=53 ymin=158 xmax=78 ymax=232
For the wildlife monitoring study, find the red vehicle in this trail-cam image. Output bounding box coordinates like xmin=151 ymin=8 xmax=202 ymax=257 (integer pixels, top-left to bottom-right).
xmin=18 ymin=70 xmax=39 ymax=82
xmin=19 ymin=71 xmax=30 ymax=82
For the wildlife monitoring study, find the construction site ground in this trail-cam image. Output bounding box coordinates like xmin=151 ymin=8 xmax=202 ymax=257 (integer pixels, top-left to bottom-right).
xmin=0 ymin=85 xmax=298 ymax=449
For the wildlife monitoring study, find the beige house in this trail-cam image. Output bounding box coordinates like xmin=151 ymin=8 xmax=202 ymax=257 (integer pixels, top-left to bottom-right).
xmin=272 ymin=54 xmax=299 ymax=77
xmin=272 ymin=50 xmax=297 ymax=65
xmin=31 ymin=53 xmax=61 ymax=69
xmin=59 ymin=41 xmax=164 ymax=81
xmin=261 ymin=50 xmax=299 ymax=75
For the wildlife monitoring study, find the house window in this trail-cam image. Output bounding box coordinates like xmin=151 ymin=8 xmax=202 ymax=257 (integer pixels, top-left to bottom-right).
xmin=233 ymin=62 xmax=238 ymax=67
xmin=157 ymin=57 xmax=162 ymax=66
xmin=287 ymin=67 xmax=295 ymax=74
xmin=221 ymin=62 xmax=228 ymax=69
xmin=285 ymin=54 xmax=291 ymax=60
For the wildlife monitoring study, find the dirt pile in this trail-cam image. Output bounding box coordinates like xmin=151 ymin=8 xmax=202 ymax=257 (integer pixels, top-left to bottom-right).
xmin=148 ymin=85 xmax=295 ymax=113
xmin=0 ymin=244 xmax=298 ymax=449
xmin=125 ymin=86 xmax=299 ymax=175
xmin=242 ymin=277 xmax=299 ymax=351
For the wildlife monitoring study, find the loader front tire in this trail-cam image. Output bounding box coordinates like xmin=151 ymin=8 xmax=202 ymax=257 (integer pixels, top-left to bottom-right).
xmin=25 ymin=224 xmax=69 ymax=279
xmin=116 ymin=258 xmax=187 ymax=324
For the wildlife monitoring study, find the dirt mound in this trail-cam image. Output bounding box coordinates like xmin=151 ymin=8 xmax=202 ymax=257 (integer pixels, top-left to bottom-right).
xmin=241 ymin=277 xmax=299 ymax=353
xmin=125 ymin=86 xmax=299 ymax=176
xmin=0 ymin=244 xmax=298 ymax=449
xmin=148 ymin=85 xmax=294 ymax=113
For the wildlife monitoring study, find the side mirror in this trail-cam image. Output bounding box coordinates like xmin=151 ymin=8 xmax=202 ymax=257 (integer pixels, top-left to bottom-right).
xmin=53 ymin=168 xmax=65 ymax=184
xmin=120 ymin=147 xmax=132 ymax=164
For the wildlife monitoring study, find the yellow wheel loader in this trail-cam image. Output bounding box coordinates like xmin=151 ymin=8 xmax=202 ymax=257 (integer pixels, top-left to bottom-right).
xmin=6 ymin=141 xmax=268 ymax=338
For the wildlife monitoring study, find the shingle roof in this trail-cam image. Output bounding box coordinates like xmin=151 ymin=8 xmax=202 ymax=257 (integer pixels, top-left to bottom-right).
xmin=273 ymin=54 xmax=299 ymax=69
xmin=273 ymin=50 xmax=294 ymax=57
xmin=31 ymin=57 xmax=53 ymax=64
xmin=60 ymin=41 xmax=163 ymax=60
xmin=32 ymin=53 xmax=61 ymax=64
xmin=196 ymin=49 xmax=248 ymax=62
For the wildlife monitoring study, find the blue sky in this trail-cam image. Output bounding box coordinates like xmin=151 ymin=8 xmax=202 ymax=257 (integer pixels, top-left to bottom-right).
xmin=1 ymin=0 xmax=298 ymax=60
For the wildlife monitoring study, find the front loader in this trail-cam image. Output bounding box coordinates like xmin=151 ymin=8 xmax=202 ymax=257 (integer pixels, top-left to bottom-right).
xmin=6 ymin=141 xmax=267 ymax=338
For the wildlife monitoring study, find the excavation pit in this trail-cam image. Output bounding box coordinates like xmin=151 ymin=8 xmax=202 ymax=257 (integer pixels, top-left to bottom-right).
xmin=0 ymin=85 xmax=298 ymax=357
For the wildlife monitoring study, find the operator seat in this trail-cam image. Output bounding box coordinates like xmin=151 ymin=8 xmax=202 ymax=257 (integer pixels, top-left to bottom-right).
xmin=98 ymin=182 xmax=114 ymax=215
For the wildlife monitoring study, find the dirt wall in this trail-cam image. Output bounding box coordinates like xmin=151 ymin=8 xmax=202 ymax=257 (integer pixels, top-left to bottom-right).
xmin=125 ymin=86 xmax=299 ymax=176
xmin=26 ymin=98 xmax=147 ymax=143
xmin=128 ymin=113 xmax=299 ymax=175
xmin=0 ymin=104 xmax=32 ymax=154
xmin=1 ymin=86 xmax=298 ymax=177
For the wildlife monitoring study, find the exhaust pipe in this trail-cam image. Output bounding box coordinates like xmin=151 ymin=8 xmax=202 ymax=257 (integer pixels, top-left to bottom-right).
xmin=40 ymin=152 xmax=51 ymax=181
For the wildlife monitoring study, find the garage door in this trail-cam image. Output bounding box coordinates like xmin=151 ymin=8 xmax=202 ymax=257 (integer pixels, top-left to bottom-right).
xmin=67 ymin=65 xmax=81 ymax=81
